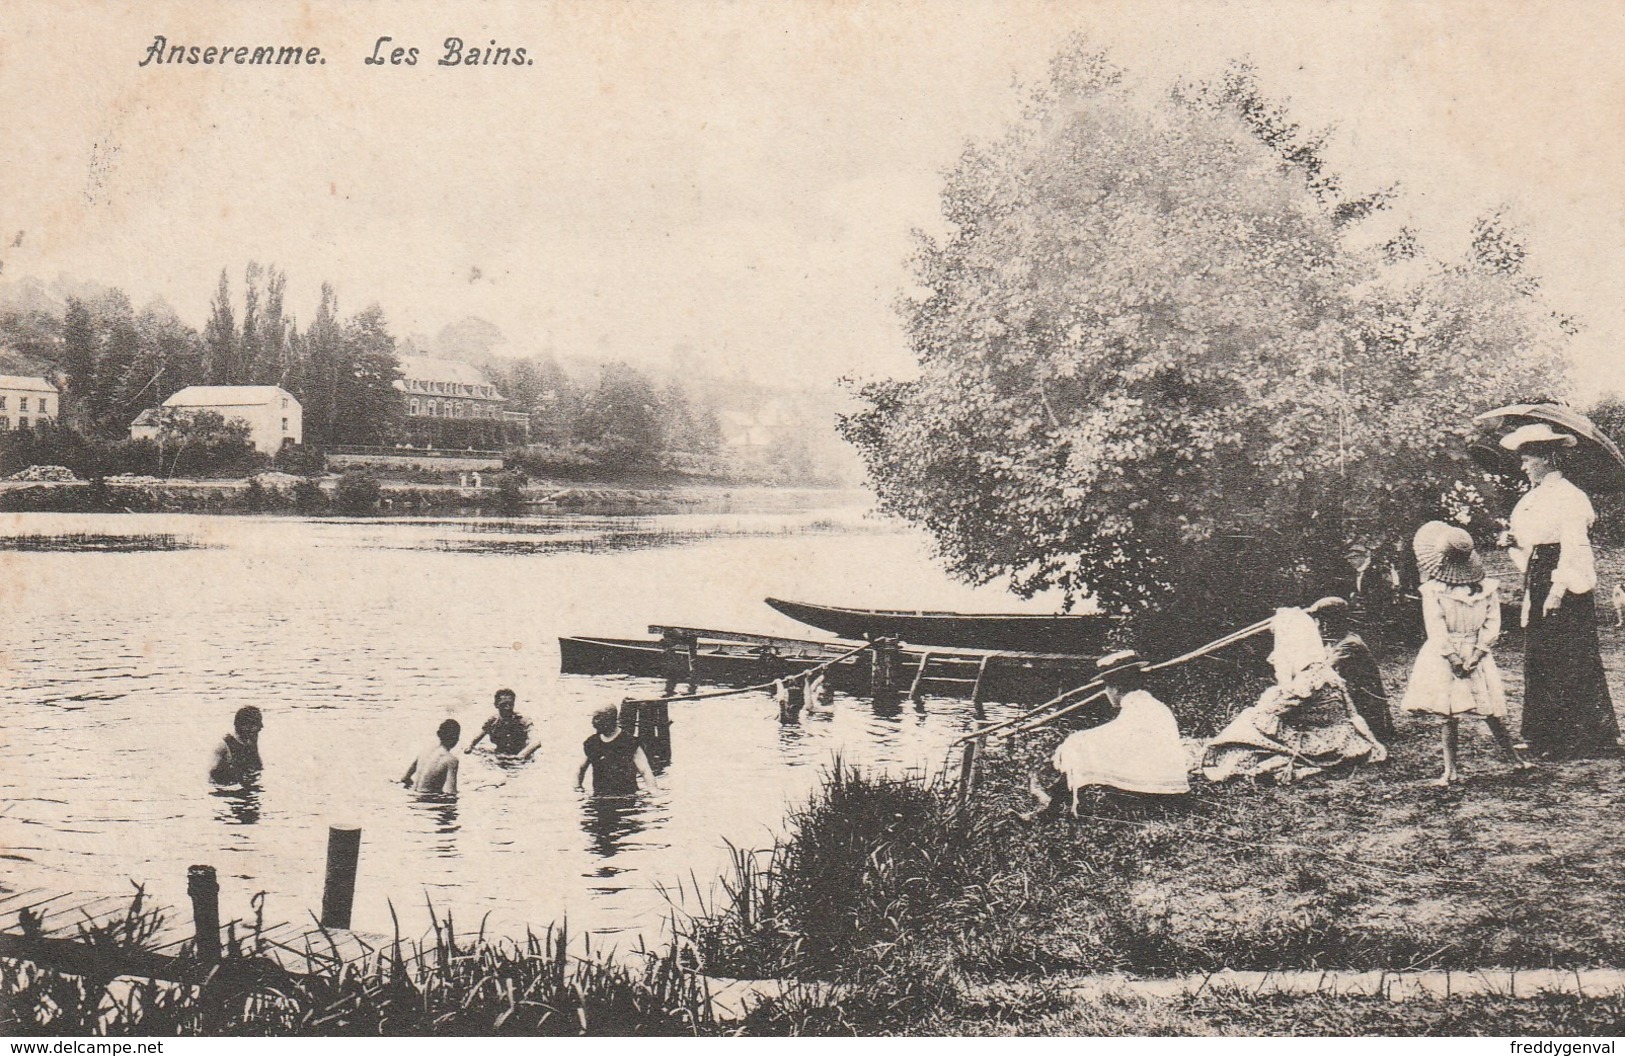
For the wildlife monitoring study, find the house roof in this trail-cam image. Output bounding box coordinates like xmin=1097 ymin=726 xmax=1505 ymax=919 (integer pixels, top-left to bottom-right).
xmin=162 ymin=385 xmax=295 ymax=408
xmin=130 ymin=408 xmax=164 ymax=427
xmin=398 ymin=356 xmax=491 ymax=388
xmin=0 ymin=375 xmax=59 ymax=394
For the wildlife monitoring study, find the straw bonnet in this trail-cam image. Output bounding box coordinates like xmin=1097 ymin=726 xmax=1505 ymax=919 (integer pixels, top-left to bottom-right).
xmin=1096 ymin=649 xmax=1148 ymax=681
xmin=1499 ymin=422 xmax=1578 ymax=452
xmin=1412 ymin=520 xmax=1484 ymax=586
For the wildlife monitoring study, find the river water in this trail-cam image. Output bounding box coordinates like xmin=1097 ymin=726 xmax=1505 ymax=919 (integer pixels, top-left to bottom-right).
xmin=0 ymin=492 xmax=1061 ymax=951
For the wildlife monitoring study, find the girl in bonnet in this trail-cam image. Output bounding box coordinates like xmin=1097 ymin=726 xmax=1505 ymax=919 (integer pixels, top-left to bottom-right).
xmin=1400 ymin=521 xmax=1530 ymax=785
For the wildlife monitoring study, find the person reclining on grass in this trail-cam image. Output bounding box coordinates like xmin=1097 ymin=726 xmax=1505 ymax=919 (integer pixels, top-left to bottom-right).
xmin=1202 ymin=607 xmax=1387 ymax=784
xmin=1019 ymin=650 xmax=1190 ymax=821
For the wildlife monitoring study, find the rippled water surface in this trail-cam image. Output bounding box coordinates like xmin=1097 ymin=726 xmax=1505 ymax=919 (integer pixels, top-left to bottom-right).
xmin=0 ymin=495 xmax=1062 ymax=948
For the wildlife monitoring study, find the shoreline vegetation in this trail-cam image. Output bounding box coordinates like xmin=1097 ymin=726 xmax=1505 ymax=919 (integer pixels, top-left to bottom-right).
xmin=10 ymin=635 xmax=1625 ymax=1035
xmin=0 ymin=474 xmax=870 ymax=518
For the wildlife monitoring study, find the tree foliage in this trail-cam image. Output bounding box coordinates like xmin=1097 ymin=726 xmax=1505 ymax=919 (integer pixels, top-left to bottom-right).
xmin=841 ymin=46 xmax=1571 ymax=634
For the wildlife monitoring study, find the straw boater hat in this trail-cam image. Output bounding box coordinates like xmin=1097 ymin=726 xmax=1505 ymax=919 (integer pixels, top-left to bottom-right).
xmin=1096 ymin=649 xmax=1148 ymax=681
xmin=1412 ymin=521 xmax=1484 ymax=587
xmin=1499 ymin=422 xmax=1578 ymax=452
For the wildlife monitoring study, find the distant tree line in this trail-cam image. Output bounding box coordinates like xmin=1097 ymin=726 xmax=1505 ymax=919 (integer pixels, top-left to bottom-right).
xmin=0 ymin=265 xmax=833 ymax=484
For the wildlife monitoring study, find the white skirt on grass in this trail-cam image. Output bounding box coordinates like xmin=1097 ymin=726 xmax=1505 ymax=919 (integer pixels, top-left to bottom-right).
xmin=1052 ymin=689 xmax=1191 ymax=795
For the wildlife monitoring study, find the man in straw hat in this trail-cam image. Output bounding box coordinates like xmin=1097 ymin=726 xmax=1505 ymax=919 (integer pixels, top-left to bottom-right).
xmin=1017 ymin=650 xmax=1189 ymax=822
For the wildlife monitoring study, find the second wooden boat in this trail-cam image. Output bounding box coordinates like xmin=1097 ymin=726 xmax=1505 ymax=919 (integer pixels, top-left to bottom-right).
xmin=764 ymin=597 xmax=1110 ymax=653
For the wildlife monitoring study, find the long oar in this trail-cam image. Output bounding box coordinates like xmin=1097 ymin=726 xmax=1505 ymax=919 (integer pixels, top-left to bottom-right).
xmin=1015 ymin=617 xmax=1274 ymax=736
xmin=951 ymin=614 xmax=1274 ymax=746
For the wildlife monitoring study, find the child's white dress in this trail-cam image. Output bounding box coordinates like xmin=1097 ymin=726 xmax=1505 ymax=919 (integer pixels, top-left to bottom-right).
xmin=1399 ymin=579 xmax=1507 ymax=717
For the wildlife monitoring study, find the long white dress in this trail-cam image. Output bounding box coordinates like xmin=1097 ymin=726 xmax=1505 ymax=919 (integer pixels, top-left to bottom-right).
xmin=1399 ymin=579 xmax=1507 ymax=717
xmin=1051 ymin=689 xmax=1190 ymax=798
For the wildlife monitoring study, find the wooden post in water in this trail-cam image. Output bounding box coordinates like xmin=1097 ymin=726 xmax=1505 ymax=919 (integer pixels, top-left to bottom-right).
xmin=957 ymin=740 xmax=979 ymax=808
xmin=188 ymin=864 xmax=220 ymax=964
xmin=871 ymin=638 xmax=901 ymax=713
xmin=320 ymin=826 xmax=362 ymax=930
xmin=623 ymin=699 xmax=674 ymax=769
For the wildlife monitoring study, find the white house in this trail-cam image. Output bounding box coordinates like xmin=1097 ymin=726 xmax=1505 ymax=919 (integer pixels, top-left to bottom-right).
xmin=130 ymin=385 xmax=302 ymax=454
xmin=0 ymin=375 xmax=60 ymax=431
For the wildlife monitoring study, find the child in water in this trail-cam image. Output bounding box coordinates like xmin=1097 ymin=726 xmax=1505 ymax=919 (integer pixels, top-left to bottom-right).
xmin=1400 ymin=521 xmax=1531 ymax=785
xmin=576 ymin=706 xmax=658 ymax=796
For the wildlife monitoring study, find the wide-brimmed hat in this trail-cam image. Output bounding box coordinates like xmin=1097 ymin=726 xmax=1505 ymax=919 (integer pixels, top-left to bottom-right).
xmin=1499 ymin=422 xmax=1579 ymax=452
xmin=1412 ymin=521 xmax=1484 ymax=586
xmin=1096 ymin=649 xmax=1148 ymax=681
xmin=1307 ymin=596 xmax=1350 ymax=617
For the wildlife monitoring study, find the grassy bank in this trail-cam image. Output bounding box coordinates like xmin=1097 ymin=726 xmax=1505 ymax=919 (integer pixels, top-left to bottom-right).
xmin=674 ymin=616 xmax=1625 ymax=1034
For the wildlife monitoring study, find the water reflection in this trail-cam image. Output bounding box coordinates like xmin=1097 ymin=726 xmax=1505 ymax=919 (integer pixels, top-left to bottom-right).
xmin=408 ymin=794 xmax=460 ymax=858
xmin=210 ymin=783 xmax=261 ymax=826
xmin=580 ymin=795 xmax=649 ymax=862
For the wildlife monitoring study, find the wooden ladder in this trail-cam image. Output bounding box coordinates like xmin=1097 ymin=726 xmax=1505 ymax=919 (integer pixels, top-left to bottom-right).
xmin=908 ymin=651 xmax=987 ymax=704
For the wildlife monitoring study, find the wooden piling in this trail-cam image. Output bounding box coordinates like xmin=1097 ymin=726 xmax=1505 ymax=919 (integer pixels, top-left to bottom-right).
xmin=319 ymin=827 xmax=362 ymax=930
xmin=187 ymin=864 xmax=220 ymax=963
xmin=957 ymin=740 xmax=979 ymax=808
xmin=622 ymin=698 xmax=674 ymax=768
xmin=870 ymin=638 xmax=901 ymax=711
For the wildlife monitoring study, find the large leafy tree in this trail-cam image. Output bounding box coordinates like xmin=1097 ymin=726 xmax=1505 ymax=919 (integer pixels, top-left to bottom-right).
xmin=841 ymin=47 xmax=1568 ymax=636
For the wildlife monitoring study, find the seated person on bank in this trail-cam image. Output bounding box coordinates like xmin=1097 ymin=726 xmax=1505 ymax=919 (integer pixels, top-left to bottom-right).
xmin=1308 ymin=596 xmax=1395 ymax=744
xmin=402 ymin=719 xmax=461 ymax=795
xmin=465 ymin=688 xmax=539 ymax=760
xmin=1202 ymin=607 xmax=1387 ymax=784
xmin=1020 ymin=649 xmax=1190 ymax=821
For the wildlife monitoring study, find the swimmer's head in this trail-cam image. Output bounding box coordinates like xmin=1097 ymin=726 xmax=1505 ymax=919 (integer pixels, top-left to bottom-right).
xmin=437 ymin=719 xmax=461 ymax=748
xmin=234 ymin=705 xmax=263 ymax=738
xmin=591 ymin=706 xmax=620 ymax=734
xmin=494 ymin=689 xmax=517 ymax=712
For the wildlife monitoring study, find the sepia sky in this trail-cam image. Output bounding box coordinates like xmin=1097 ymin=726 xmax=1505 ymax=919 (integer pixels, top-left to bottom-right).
xmin=1 ymin=0 xmax=1622 ymax=393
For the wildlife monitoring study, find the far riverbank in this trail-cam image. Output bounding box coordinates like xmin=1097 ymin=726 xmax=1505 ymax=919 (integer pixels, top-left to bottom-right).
xmin=0 ymin=474 xmax=872 ymax=517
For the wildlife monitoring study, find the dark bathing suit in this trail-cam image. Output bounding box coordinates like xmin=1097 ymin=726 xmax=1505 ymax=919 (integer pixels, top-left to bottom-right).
xmin=212 ymin=734 xmax=262 ymax=784
xmin=583 ymin=732 xmax=641 ymax=795
xmin=483 ymin=713 xmax=532 ymax=754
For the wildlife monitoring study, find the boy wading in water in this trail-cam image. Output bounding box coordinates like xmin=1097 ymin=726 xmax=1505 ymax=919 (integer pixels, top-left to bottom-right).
xmin=402 ymin=719 xmax=461 ymax=795
xmin=465 ymin=688 xmax=539 ymax=760
xmin=576 ymin=706 xmax=658 ymax=796
xmin=209 ymin=706 xmax=264 ymax=785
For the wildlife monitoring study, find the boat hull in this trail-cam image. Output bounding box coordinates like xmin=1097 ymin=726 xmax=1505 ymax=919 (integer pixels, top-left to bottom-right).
xmin=764 ymin=597 xmax=1110 ymax=653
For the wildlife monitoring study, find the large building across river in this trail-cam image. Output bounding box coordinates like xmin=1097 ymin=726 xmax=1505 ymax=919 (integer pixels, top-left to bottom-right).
xmin=396 ymin=356 xmax=529 ymax=448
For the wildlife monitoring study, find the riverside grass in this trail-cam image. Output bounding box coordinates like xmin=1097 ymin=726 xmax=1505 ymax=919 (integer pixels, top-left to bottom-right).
xmin=10 ymin=619 xmax=1625 ymax=1034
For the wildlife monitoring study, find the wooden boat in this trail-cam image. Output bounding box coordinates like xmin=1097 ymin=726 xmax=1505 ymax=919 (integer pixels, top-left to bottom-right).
xmin=764 ymin=597 xmax=1111 ymax=653
xmin=559 ymin=625 xmax=1100 ymax=706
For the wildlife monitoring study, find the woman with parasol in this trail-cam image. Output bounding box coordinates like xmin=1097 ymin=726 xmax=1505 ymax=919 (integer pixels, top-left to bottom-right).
xmin=1493 ymin=419 xmax=1622 ymax=759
